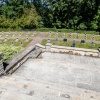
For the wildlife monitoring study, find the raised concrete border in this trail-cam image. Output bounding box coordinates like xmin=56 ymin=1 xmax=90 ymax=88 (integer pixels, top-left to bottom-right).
xmin=51 ymin=45 xmax=99 ymax=57
xmin=0 ymin=52 xmax=4 ymax=76
xmin=45 ymin=43 xmax=52 ymax=52
xmin=36 ymin=43 xmax=100 ymax=58
xmin=4 ymin=44 xmax=42 ymax=75
xmin=2 ymin=43 xmax=99 ymax=76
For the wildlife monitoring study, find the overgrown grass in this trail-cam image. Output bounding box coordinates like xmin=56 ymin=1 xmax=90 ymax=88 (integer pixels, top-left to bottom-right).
xmin=36 ymin=28 xmax=99 ymax=35
xmin=0 ymin=38 xmax=33 ymax=62
xmin=41 ymin=39 xmax=100 ymax=50
xmin=0 ymin=44 xmax=24 ymax=62
xmin=0 ymin=31 xmax=39 ymax=62
xmin=0 ymin=28 xmax=22 ymax=32
xmin=0 ymin=38 xmax=32 ymax=62
xmin=0 ymin=39 xmax=32 ymax=47
xmin=0 ymin=28 xmax=99 ymax=35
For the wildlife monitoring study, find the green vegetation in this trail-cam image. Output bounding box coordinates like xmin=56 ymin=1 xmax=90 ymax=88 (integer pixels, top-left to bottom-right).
xmin=0 ymin=0 xmax=99 ymax=62
xmin=0 ymin=31 xmax=39 ymax=62
xmin=0 ymin=45 xmax=24 ymax=62
xmin=0 ymin=38 xmax=32 ymax=62
xmin=36 ymin=28 xmax=99 ymax=35
xmin=41 ymin=39 xmax=100 ymax=50
xmin=1 ymin=39 xmax=32 ymax=47
xmin=34 ymin=0 xmax=100 ymax=32
xmin=0 ymin=0 xmax=39 ymax=30
xmin=0 ymin=1 xmax=100 ymax=32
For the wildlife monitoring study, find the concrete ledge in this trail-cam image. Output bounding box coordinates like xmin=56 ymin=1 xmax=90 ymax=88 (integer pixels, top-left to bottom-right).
xmin=35 ymin=44 xmax=45 ymax=52
xmin=4 ymin=43 xmax=99 ymax=75
xmin=5 ymin=45 xmax=36 ymax=74
xmin=7 ymin=48 xmax=42 ymax=74
xmin=36 ymin=43 xmax=45 ymax=49
xmin=51 ymin=45 xmax=99 ymax=57
xmin=36 ymin=44 xmax=99 ymax=58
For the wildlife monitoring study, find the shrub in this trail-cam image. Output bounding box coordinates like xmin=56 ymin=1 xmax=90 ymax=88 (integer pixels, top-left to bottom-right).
xmin=0 ymin=45 xmax=24 ymax=62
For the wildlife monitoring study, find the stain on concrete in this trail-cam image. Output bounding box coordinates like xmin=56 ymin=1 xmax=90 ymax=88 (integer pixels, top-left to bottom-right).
xmin=28 ymin=91 xmax=34 ymax=96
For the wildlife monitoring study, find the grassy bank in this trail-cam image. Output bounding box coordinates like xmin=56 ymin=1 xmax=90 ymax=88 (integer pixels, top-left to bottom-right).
xmin=36 ymin=28 xmax=99 ymax=35
xmin=0 ymin=45 xmax=24 ymax=62
xmin=41 ymin=39 xmax=99 ymax=50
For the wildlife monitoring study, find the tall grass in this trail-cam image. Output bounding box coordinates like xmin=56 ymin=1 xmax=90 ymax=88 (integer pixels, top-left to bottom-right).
xmin=36 ymin=28 xmax=99 ymax=35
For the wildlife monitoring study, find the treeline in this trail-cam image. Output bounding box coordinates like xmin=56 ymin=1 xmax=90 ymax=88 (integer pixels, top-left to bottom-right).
xmin=0 ymin=0 xmax=38 ymax=30
xmin=0 ymin=0 xmax=100 ymax=31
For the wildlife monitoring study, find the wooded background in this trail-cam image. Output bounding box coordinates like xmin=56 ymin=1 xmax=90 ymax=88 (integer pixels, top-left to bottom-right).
xmin=0 ymin=0 xmax=100 ymax=31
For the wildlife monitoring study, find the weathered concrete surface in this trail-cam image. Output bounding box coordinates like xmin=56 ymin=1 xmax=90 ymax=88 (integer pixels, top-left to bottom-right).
xmin=50 ymin=45 xmax=99 ymax=57
xmin=0 ymin=52 xmax=100 ymax=100
xmin=14 ymin=52 xmax=100 ymax=92
xmin=36 ymin=43 xmax=99 ymax=57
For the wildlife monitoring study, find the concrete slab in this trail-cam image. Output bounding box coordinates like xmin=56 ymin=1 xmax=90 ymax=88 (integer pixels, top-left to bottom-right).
xmin=1 ymin=52 xmax=100 ymax=100
xmin=14 ymin=52 xmax=100 ymax=92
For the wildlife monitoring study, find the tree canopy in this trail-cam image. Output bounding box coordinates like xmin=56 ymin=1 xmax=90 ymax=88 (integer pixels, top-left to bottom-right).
xmin=0 ymin=0 xmax=100 ymax=31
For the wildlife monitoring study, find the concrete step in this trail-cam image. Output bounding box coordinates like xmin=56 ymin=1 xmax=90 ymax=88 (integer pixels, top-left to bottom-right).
xmin=0 ymin=75 xmax=100 ymax=100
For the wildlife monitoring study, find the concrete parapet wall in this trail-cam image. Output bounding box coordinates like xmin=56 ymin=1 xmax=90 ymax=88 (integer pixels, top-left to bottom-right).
xmin=51 ymin=45 xmax=99 ymax=57
xmin=36 ymin=44 xmax=46 ymax=52
xmin=4 ymin=43 xmax=99 ymax=75
xmin=36 ymin=44 xmax=99 ymax=57
xmin=5 ymin=44 xmax=42 ymax=75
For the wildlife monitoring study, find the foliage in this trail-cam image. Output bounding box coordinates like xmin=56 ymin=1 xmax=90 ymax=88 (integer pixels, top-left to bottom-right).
xmin=0 ymin=45 xmax=24 ymax=62
xmin=34 ymin=0 xmax=100 ymax=31
xmin=0 ymin=0 xmax=39 ymax=30
xmin=0 ymin=0 xmax=100 ymax=31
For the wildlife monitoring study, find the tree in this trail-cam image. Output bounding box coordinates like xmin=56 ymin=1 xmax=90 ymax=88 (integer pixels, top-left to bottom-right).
xmin=0 ymin=0 xmax=39 ymax=29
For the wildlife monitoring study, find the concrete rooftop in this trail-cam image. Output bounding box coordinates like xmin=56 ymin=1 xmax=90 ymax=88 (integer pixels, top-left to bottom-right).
xmin=0 ymin=52 xmax=100 ymax=100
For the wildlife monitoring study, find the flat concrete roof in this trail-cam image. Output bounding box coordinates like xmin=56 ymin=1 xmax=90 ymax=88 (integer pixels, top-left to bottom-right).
xmin=14 ymin=52 xmax=100 ymax=92
xmin=0 ymin=52 xmax=100 ymax=100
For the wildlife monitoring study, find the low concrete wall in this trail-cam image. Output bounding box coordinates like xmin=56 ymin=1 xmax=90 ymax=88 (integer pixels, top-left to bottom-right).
xmin=36 ymin=44 xmax=99 ymax=58
xmin=4 ymin=43 xmax=99 ymax=75
xmin=36 ymin=43 xmax=45 ymax=52
xmin=0 ymin=53 xmax=4 ymax=76
xmin=51 ymin=45 xmax=99 ymax=57
xmin=5 ymin=44 xmax=42 ymax=75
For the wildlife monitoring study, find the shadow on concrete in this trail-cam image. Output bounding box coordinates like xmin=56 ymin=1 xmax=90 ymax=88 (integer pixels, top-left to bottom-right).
xmin=3 ymin=62 xmax=9 ymax=70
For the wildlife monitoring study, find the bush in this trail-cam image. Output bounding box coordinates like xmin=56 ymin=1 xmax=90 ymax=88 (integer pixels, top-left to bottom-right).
xmin=78 ymin=23 xmax=87 ymax=30
xmin=0 ymin=45 xmax=24 ymax=62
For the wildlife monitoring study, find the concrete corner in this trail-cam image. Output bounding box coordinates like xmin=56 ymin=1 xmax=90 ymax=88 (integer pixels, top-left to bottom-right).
xmin=46 ymin=43 xmax=52 ymax=52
